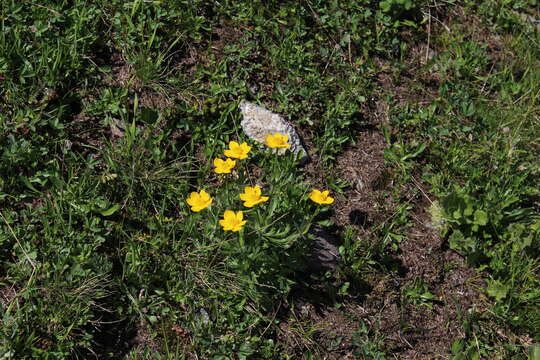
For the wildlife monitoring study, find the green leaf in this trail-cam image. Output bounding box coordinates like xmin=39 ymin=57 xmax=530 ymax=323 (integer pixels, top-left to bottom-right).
xmin=99 ymin=204 xmax=121 ymax=217
xmin=529 ymin=345 xmax=540 ymax=360
xmin=140 ymin=107 xmax=159 ymax=124
xmin=21 ymin=176 xmax=40 ymax=193
xmin=451 ymin=340 xmax=463 ymax=354
xmin=317 ymin=219 xmax=334 ymax=227
xmin=486 ymin=279 xmax=509 ymax=302
xmin=473 ymin=210 xmax=488 ymax=226
xmin=380 ymin=1 xmax=391 ymax=12
xmin=401 ymin=142 xmax=426 ymax=161
xmin=448 ymin=230 xmax=464 ymax=250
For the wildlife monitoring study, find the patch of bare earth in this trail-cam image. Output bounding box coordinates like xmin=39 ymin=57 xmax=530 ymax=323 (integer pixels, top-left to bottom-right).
xmin=67 ymin=110 xmax=106 ymax=154
xmin=0 ymin=280 xmax=18 ymax=309
xmin=280 ymin=22 xmax=487 ymax=353
xmin=285 ymin=124 xmax=482 ymax=359
xmin=129 ymin=321 xmax=163 ymax=355
xmin=366 ymin=197 xmax=482 ymax=359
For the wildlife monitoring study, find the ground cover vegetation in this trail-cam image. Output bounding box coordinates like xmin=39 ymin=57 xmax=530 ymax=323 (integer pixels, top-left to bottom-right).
xmin=0 ymin=0 xmax=538 ymax=358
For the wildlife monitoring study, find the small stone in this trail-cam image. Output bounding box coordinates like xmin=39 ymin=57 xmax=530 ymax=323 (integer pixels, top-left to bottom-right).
xmin=306 ymin=227 xmax=341 ymax=272
xmin=198 ymin=308 xmax=209 ymax=325
xmin=109 ymin=118 xmax=125 ymax=137
xmin=239 ymin=101 xmax=308 ymax=162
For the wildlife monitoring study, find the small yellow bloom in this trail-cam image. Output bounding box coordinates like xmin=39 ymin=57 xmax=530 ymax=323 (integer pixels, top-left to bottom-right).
xmin=265 ymin=133 xmax=291 ymax=148
xmin=239 ymin=186 xmax=269 ymax=208
xmin=213 ymin=158 xmax=236 ymax=174
xmin=135 ymin=233 xmax=151 ymax=242
xmin=224 ymin=141 xmax=251 ymax=159
xmin=309 ymin=189 xmax=334 ymax=205
xmin=186 ymin=190 xmax=213 ymax=212
xmin=219 ymin=210 xmax=247 ymax=232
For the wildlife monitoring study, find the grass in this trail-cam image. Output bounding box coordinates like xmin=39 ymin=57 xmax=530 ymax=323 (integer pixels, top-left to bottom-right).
xmin=1 ymin=0 xmax=539 ymax=358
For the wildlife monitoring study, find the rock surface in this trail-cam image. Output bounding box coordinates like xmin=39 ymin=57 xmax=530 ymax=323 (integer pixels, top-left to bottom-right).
xmin=239 ymin=101 xmax=308 ymax=161
xmin=306 ymin=227 xmax=341 ymax=272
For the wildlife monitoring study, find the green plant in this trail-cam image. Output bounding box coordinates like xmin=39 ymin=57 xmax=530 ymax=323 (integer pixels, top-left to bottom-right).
xmin=402 ymin=277 xmax=436 ymax=309
xmin=351 ymin=321 xmax=387 ymax=359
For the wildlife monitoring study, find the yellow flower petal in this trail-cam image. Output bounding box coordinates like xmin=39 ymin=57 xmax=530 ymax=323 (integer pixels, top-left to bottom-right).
xmin=309 ymin=189 xmax=334 ymax=205
xmin=224 ymin=141 xmax=251 ymax=159
xmin=265 ymin=133 xmax=291 ymax=148
xmin=186 ymin=190 xmax=213 ymax=212
xmin=239 ymin=186 xmax=269 ymax=208
xmin=220 ymin=210 xmax=247 ymax=232
xmin=214 ymin=158 xmax=236 ymax=174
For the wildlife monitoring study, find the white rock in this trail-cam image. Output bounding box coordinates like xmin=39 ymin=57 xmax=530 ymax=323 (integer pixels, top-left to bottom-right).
xmin=239 ymin=101 xmax=308 ymax=161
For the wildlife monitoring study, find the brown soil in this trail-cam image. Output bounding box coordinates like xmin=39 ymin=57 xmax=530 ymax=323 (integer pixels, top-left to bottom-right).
xmin=334 ymin=127 xmax=393 ymax=231
xmin=67 ymin=111 xmax=105 ymax=153
xmin=0 ymin=280 xmax=18 ymax=309
xmin=282 ymin=122 xmax=482 ymax=359
xmin=366 ymin=198 xmax=482 ymax=359
xmin=280 ymin=19 xmax=484 ymax=355
xmin=129 ymin=320 xmax=163 ymax=355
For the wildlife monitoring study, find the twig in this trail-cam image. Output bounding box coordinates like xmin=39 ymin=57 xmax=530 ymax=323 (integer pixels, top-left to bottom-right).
xmin=260 ymin=301 xmax=282 ymax=337
xmin=29 ymin=2 xmax=61 ymax=17
xmin=428 ymin=12 xmax=450 ymax=33
xmin=410 ymin=176 xmax=433 ymax=205
xmin=480 ymin=62 xmax=496 ymax=95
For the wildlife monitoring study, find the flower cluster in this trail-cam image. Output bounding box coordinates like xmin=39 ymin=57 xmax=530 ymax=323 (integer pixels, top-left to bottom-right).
xmin=186 ymin=135 xmax=334 ymax=233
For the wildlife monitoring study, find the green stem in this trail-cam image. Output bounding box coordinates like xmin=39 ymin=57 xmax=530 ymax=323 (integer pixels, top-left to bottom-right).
xmin=239 ymin=230 xmax=245 ymax=247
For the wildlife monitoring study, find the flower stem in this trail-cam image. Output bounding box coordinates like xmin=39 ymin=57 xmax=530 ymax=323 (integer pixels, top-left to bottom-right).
xmin=239 ymin=230 xmax=245 ymax=247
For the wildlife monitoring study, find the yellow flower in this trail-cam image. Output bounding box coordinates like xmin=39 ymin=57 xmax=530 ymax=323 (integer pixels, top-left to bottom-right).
xmin=239 ymin=186 xmax=269 ymax=208
xmin=265 ymin=133 xmax=291 ymax=148
xmin=309 ymin=189 xmax=334 ymax=205
xmin=186 ymin=190 xmax=213 ymax=212
xmin=155 ymin=215 xmax=173 ymax=223
xmin=224 ymin=141 xmax=251 ymax=159
xmin=219 ymin=210 xmax=247 ymax=232
xmin=213 ymin=158 xmax=236 ymax=174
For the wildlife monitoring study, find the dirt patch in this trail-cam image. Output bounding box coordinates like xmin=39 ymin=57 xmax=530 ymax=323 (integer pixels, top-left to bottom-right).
xmin=375 ymin=53 xmax=440 ymax=109
xmin=67 ymin=111 xmax=105 ymax=151
xmin=284 ymin=176 xmax=481 ymax=358
xmin=334 ymin=126 xmax=391 ymax=231
xmin=211 ymin=20 xmax=245 ymax=57
xmin=278 ymin=305 xmax=359 ymax=359
xmin=101 ymin=50 xmax=135 ymax=88
xmin=129 ymin=320 xmax=163 ymax=355
xmin=291 ymin=116 xmax=481 ymax=358
xmin=363 ymin=195 xmax=482 ymax=359
xmin=0 ymin=281 xmax=18 ymax=309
